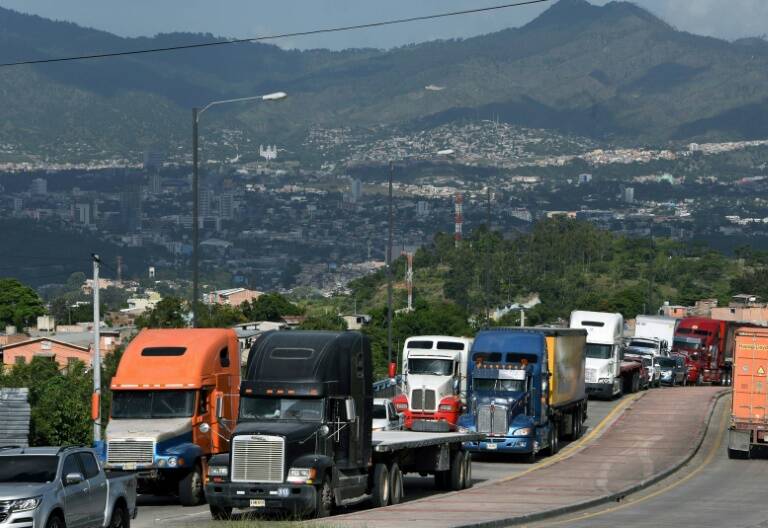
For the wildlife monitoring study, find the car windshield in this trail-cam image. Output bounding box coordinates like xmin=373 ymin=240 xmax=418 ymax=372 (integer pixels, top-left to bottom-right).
xmin=628 ymin=340 xmax=655 ymax=350
xmin=372 ymin=404 xmax=387 ymax=419
xmin=658 ymin=357 xmax=676 ymax=368
xmin=586 ymin=344 xmax=613 ymax=359
xmin=408 ymin=358 xmax=453 ymax=376
xmin=473 ymin=378 xmax=524 ymax=392
xmin=240 ymin=397 xmax=323 ymax=422
xmin=111 ymin=390 xmax=196 ymax=419
xmin=0 ymin=456 xmax=58 ymax=483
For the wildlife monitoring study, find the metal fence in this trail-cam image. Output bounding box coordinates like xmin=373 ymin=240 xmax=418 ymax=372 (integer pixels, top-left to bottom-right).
xmin=0 ymin=388 xmax=31 ymax=447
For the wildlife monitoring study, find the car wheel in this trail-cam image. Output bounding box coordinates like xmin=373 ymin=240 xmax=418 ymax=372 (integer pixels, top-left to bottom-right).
xmin=179 ymin=464 xmax=205 ymax=506
xmin=370 ymin=463 xmax=390 ymax=508
xmin=109 ymin=505 xmax=129 ymax=528
xmin=45 ymin=514 xmax=65 ymax=528
xmin=209 ymin=505 xmax=233 ymax=521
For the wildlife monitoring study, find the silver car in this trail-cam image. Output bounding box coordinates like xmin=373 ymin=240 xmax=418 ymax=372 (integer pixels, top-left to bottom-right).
xmin=372 ymin=398 xmax=403 ymax=431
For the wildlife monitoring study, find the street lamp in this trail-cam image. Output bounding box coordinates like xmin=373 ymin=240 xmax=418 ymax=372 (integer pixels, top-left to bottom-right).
xmin=386 ymin=148 xmax=455 ymax=377
xmin=191 ymin=91 xmax=287 ymax=327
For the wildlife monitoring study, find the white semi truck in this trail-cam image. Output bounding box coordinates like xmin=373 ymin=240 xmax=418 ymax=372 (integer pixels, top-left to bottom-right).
xmin=392 ymin=336 xmax=473 ymax=432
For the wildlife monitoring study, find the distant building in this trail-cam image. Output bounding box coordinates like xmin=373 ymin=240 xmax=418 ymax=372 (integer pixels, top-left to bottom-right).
xmin=12 ymin=197 xmax=22 ymax=214
xmin=1 ymin=330 xmax=123 ymax=369
xmin=30 ymin=178 xmax=47 ymax=195
xmin=143 ymin=150 xmax=164 ymax=171
xmin=74 ymin=203 xmax=91 ymax=225
xmin=578 ymin=173 xmax=592 ymax=185
xmin=623 ymin=187 xmax=635 ymax=204
xmin=204 ymin=288 xmax=263 ymax=307
xmin=120 ymin=188 xmax=142 ymax=231
xmin=259 ymin=145 xmax=278 ymax=161
xmin=417 ymin=201 xmax=430 ymax=217
xmin=350 ymin=179 xmax=363 ymax=203
xmin=148 ymin=171 xmax=162 ymax=195
xmin=200 ymin=190 xmax=216 ymax=218
xmin=509 ymin=208 xmax=533 ymax=222
xmin=220 ymin=192 xmax=235 ymax=220
xmin=342 ymin=314 xmax=371 ymax=330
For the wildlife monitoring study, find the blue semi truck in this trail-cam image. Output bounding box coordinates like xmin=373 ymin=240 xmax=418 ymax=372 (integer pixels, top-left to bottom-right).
xmin=458 ymin=328 xmax=588 ymax=460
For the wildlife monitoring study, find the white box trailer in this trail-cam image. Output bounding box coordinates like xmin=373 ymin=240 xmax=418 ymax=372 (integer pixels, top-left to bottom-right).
xmin=634 ymin=315 xmax=679 ymax=354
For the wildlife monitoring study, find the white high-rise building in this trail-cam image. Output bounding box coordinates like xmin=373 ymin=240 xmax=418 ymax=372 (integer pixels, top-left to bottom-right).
xmin=200 ymin=190 xmax=216 ymax=218
xmin=623 ymin=187 xmax=635 ymax=204
xmin=220 ymin=192 xmax=235 ymax=220
xmin=149 ymin=170 xmax=162 ymax=195
xmin=350 ymin=179 xmax=363 ymax=202
xmin=417 ymin=201 xmax=430 ymax=217
xmin=30 ymin=178 xmax=47 ymax=195
xmin=75 ymin=203 xmax=91 ymax=225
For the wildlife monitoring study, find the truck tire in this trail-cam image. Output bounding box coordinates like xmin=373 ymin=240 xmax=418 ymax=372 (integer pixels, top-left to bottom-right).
xmin=546 ymin=423 xmax=560 ymax=456
xmin=178 ymin=464 xmax=205 ymax=506
xmin=434 ymin=470 xmax=450 ymax=490
xmin=449 ymin=451 xmax=465 ymax=491
xmin=728 ymin=447 xmax=750 ymax=460
xmin=631 ymin=372 xmax=640 ymax=393
xmin=463 ymin=452 xmax=473 ymax=489
xmin=109 ymin=504 xmax=129 ymax=528
xmin=389 ymin=463 xmax=404 ymax=505
xmin=45 ymin=513 xmax=65 ymax=528
xmin=209 ymin=505 xmax=233 ymax=521
xmin=315 ymin=479 xmax=334 ymax=518
xmin=370 ymin=463 xmax=390 ymax=508
xmin=569 ymin=408 xmax=582 ymax=440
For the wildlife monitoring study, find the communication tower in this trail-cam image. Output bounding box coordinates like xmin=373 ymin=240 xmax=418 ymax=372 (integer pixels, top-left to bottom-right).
xmin=454 ymin=192 xmax=464 ymax=247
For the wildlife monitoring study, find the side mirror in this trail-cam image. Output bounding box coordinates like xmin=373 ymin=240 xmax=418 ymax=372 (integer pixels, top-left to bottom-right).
xmin=344 ymin=397 xmax=357 ymax=422
xmin=65 ymin=472 xmax=84 ymax=486
xmin=453 ymin=378 xmax=460 ymax=394
xmin=215 ymin=394 xmax=224 ymax=420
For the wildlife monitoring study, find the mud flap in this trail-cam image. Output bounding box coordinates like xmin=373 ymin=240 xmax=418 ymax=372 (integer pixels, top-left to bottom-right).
xmin=729 ymin=429 xmax=751 ymax=452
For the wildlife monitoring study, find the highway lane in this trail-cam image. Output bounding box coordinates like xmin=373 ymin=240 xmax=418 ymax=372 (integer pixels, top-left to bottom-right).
xmin=531 ymin=394 xmax=768 ymax=528
xmin=132 ymin=397 xmax=622 ymax=527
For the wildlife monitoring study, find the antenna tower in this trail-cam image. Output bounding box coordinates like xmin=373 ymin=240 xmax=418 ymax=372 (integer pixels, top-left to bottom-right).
xmin=454 ymin=192 xmax=464 ymax=247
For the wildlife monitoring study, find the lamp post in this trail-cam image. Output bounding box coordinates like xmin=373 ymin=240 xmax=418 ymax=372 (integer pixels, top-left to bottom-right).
xmin=386 ymin=149 xmax=455 ymax=377
xmin=191 ymin=91 xmax=287 ymax=327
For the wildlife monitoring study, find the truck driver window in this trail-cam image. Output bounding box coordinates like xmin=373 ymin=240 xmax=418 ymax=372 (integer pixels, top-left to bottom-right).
xmin=219 ymin=347 xmax=230 ymax=368
xmin=473 ymin=378 xmax=525 ymax=392
xmin=408 ymin=358 xmax=452 ymax=375
xmin=240 ymin=397 xmax=323 ymax=422
xmin=111 ymin=390 xmax=196 ymax=419
xmin=198 ymin=389 xmax=210 ymax=415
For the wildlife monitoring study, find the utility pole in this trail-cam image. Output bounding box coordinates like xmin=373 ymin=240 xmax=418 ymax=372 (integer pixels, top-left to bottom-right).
xmin=91 ymin=253 xmax=102 ymax=443
xmin=647 ymin=236 xmax=655 ymax=315
xmin=191 ymin=108 xmax=200 ymax=328
xmin=485 ymin=187 xmax=492 ymax=323
xmin=387 ymin=161 xmax=394 ymax=377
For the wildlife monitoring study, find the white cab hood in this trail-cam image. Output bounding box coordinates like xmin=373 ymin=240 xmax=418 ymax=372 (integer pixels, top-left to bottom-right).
xmin=106 ymin=417 xmax=192 ymax=442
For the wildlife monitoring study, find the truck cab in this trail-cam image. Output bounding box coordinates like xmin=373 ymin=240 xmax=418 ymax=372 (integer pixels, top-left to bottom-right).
xmin=570 ymin=311 xmax=624 ymax=399
xmin=392 ymin=336 xmax=472 ymax=432
xmin=101 ymin=329 xmax=240 ymax=506
xmin=673 ymin=317 xmax=726 ymax=385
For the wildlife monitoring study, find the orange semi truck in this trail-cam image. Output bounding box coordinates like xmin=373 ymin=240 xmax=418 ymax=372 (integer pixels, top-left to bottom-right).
xmin=728 ymin=326 xmax=768 ymax=459
xmin=100 ymin=329 xmax=240 ymax=505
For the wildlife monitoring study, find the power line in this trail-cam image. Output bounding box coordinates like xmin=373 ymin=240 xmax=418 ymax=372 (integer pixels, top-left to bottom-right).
xmin=0 ymin=0 xmax=550 ymax=68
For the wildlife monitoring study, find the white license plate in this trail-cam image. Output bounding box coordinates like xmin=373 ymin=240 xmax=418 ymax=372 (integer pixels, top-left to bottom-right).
xmin=250 ymin=499 xmax=265 ymax=508
xmin=123 ymin=463 xmax=136 ymax=470
xmin=485 ymin=443 xmax=497 ymax=450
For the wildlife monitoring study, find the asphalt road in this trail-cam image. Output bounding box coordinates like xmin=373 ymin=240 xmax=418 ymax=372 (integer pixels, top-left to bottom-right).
xmin=530 ymin=394 xmax=768 ymax=528
xmin=132 ymin=398 xmax=621 ymax=528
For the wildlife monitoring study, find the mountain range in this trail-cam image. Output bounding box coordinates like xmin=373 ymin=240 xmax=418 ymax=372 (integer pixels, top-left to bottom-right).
xmin=2 ymin=0 xmax=768 ymax=160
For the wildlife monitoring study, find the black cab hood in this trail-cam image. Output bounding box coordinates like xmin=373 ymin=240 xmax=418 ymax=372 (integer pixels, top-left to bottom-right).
xmin=233 ymin=420 xmax=322 ymax=443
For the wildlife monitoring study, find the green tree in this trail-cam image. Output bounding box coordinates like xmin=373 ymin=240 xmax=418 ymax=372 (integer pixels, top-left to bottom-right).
xmin=197 ymin=303 xmax=247 ymax=328
xmin=243 ymin=293 xmax=302 ymax=322
xmin=135 ymin=297 xmax=187 ymax=328
xmin=298 ymin=314 xmax=347 ymax=331
xmin=0 ymin=278 xmax=46 ymax=328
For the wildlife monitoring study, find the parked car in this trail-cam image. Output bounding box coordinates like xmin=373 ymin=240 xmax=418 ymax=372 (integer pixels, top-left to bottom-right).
xmin=0 ymin=446 xmax=137 ymax=528
xmin=372 ymin=397 xmax=403 ymax=431
xmin=658 ymin=356 xmax=687 ymax=386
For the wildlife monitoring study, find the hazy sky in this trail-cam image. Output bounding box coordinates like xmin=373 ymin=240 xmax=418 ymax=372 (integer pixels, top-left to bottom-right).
xmin=0 ymin=0 xmax=765 ymax=50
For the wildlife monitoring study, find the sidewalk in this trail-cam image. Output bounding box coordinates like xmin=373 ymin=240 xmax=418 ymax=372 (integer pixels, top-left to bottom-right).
xmin=326 ymin=387 xmax=726 ymax=528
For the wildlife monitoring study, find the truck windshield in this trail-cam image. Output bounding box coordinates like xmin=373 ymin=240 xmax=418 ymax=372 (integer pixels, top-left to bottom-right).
xmin=240 ymin=397 xmax=323 ymax=422
xmin=111 ymin=390 xmax=196 ymax=419
xmin=0 ymin=456 xmax=58 ymax=483
xmin=473 ymin=378 xmax=524 ymax=392
xmin=408 ymin=358 xmax=453 ymax=376
xmin=586 ymin=344 xmax=613 ymax=359
xmin=628 ymin=340 xmax=655 ymax=351
xmin=658 ymin=357 xmax=676 ymax=368
xmin=674 ymin=337 xmax=702 ymax=351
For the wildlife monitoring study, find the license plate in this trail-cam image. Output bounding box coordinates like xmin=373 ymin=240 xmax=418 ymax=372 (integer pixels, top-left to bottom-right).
xmin=123 ymin=463 xmax=136 ymax=470
xmin=250 ymin=499 xmax=265 ymax=508
xmin=485 ymin=443 xmax=497 ymax=450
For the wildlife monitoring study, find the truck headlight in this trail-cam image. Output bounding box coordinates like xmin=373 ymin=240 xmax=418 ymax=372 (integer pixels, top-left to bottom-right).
xmin=287 ymin=467 xmax=316 ymax=484
xmin=167 ymin=456 xmax=178 ymax=468
xmin=457 ymin=426 xmax=469 ymax=433
xmin=395 ymin=402 xmax=408 ymax=411
xmin=208 ymin=466 xmax=228 ymax=477
xmin=511 ymin=428 xmax=532 ymax=436
xmin=9 ymin=497 xmax=41 ymax=512
xmin=439 ymin=404 xmax=453 ymax=412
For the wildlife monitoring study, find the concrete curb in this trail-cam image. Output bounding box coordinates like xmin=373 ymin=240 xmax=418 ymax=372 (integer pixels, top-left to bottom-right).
xmin=454 ymin=388 xmax=730 ymax=528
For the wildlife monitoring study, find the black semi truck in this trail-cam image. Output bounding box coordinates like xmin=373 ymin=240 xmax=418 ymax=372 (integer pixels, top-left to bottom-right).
xmin=205 ymin=331 xmax=482 ymax=518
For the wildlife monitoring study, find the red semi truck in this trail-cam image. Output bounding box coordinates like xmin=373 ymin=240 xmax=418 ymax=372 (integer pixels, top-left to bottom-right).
xmin=672 ymin=317 xmax=728 ymax=385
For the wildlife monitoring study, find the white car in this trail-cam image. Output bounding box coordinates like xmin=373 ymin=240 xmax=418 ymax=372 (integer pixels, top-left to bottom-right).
xmin=373 ymin=398 xmax=403 ymax=431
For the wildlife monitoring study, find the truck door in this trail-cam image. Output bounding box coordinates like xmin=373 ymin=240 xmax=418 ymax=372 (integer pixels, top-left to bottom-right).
xmin=61 ymin=454 xmax=90 ymax=528
xmin=193 ymin=386 xmax=213 ymax=455
xmin=78 ymin=452 xmax=107 ymax=526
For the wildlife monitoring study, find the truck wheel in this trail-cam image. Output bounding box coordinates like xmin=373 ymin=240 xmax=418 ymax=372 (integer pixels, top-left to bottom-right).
xmin=449 ymin=451 xmax=465 ymax=491
xmin=179 ymin=464 xmax=205 ymax=506
xmin=209 ymin=505 xmax=233 ymax=521
xmin=389 ymin=463 xmax=404 ymax=505
xmin=546 ymin=423 xmax=560 ymax=456
xmin=434 ymin=470 xmax=450 ymax=490
xmin=462 ymin=452 xmax=473 ymax=489
xmin=45 ymin=514 xmax=65 ymax=528
xmin=631 ymin=373 xmax=640 ymax=393
xmin=109 ymin=504 xmax=129 ymax=528
xmin=569 ymin=408 xmax=582 ymax=440
xmin=370 ymin=463 xmax=390 ymax=508
xmin=315 ymin=479 xmax=334 ymax=518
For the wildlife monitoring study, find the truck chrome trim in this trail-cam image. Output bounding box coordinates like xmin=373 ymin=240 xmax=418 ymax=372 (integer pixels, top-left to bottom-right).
xmin=231 ymin=435 xmax=285 ymax=483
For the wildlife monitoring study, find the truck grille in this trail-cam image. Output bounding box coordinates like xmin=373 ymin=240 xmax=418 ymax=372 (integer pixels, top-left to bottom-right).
xmin=410 ymin=389 xmax=436 ymax=411
xmin=477 ymin=404 xmax=508 ymax=435
xmin=585 ymin=368 xmax=598 ymax=384
xmin=231 ymin=435 xmax=285 ymax=484
xmin=107 ymin=440 xmax=154 ymax=465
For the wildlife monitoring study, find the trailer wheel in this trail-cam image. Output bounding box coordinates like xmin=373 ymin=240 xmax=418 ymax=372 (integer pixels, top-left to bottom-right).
xmin=370 ymin=463 xmax=390 ymax=508
xmin=462 ymin=452 xmax=473 ymax=489
xmin=569 ymin=408 xmax=582 ymax=440
xmin=178 ymin=464 xmax=204 ymax=506
xmin=209 ymin=505 xmax=232 ymax=521
xmin=449 ymin=451 xmax=465 ymax=491
xmin=434 ymin=470 xmax=450 ymax=490
xmin=389 ymin=463 xmax=404 ymax=505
